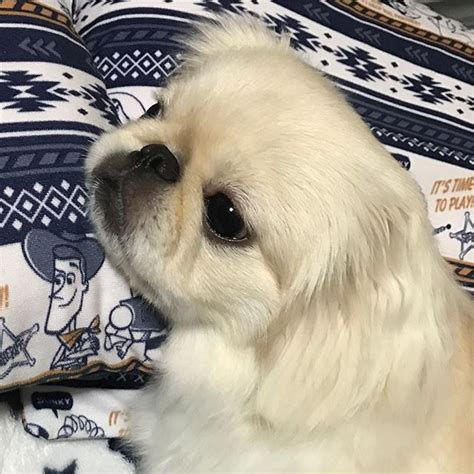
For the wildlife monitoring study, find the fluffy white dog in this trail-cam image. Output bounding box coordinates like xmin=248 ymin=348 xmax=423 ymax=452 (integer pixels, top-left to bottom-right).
xmin=86 ymin=16 xmax=473 ymax=473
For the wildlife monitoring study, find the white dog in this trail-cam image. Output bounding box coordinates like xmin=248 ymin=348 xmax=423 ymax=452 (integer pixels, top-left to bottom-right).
xmin=86 ymin=16 xmax=473 ymax=473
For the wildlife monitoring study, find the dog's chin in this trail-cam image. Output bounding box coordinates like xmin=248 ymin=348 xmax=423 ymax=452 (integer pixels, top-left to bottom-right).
xmin=91 ymin=186 xmax=169 ymax=314
xmin=90 ymin=183 xmax=131 ymax=281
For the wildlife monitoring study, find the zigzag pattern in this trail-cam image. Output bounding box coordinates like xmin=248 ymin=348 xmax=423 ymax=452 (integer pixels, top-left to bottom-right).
xmin=86 ymin=26 xmax=179 ymax=51
xmin=0 ymin=181 xmax=88 ymax=233
xmin=371 ymin=126 xmax=474 ymax=166
xmin=451 ymin=64 xmax=474 ymax=82
xmin=404 ymin=46 xmax=429 ymax=65
xmin=355 ymin=27 xmax=381 ymax=46
xmin=94 ymin=49 xmax=179 ymax=83
xmin=303 ymin=3 xmax=331 ymax=24
xmin=19 ymin=38 xmax=61 ymax=59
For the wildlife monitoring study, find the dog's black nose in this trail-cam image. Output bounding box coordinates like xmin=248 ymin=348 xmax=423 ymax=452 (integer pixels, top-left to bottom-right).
xmin=136 ymin=144 xmax=180 ymax=183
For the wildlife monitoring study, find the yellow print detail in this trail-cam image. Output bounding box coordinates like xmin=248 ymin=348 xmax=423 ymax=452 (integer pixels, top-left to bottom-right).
xmin=0 ymin=285 xmax=9 ymax=311
xmin=109 ymin=409 xmax=129 ymax=426
xmin=430 ymin=176 xmax=474 ymax=213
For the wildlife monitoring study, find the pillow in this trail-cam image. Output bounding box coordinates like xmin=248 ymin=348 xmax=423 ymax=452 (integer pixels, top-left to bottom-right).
xmin=76 ymin=0 xmax=473 ymax=293
xmin=2 ymin=0 xmax=472 ymax=393
xmin=0 ymin=0 xmax=167 ymax=392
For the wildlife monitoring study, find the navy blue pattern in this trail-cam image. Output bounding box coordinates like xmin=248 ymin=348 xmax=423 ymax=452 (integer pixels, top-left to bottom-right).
xmin=279 ymin=1 xmax=473 ymax=73
xmin=0 ymin=0 xmax=168 ymax=392
xmin=1 ymin=0 xmax=473 ymax=393
xmin=84 ymin=12 xmax=191 ymax=88
xmin=0 ymin=2 xmax=118 ymax=247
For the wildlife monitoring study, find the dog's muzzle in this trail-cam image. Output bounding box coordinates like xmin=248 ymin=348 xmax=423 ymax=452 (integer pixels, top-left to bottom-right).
xmin=90 ymin=144 xmax=180 ymax=234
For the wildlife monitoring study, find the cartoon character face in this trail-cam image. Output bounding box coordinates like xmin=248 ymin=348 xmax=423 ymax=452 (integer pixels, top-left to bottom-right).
xmin=45 ymin=257 xmax=89 ymax=335
xmin=109 ymin=305 xmax=134 ymax=330
xmin=104 ymin=305 xmax=133 ymax=351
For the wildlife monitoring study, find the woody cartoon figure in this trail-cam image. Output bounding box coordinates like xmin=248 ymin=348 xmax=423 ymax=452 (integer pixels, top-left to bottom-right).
xmin=23 ymin=230 xmax=104 ymax=371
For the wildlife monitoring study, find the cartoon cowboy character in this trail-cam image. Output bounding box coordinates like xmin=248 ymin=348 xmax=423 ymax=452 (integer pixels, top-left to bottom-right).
xmin=23 ymin=230 xmax=104 ymax=370
xmin=104 ymin=296 xmax=167 ymax=361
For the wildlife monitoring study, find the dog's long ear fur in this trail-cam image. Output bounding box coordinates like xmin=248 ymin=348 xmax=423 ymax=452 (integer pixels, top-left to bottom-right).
xmin=255 ymin=178 xmax=468 ymax=464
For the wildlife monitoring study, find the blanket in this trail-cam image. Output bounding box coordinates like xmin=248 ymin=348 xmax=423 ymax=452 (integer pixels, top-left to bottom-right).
xmin=0 ymin=395 xmax=135 ymax=474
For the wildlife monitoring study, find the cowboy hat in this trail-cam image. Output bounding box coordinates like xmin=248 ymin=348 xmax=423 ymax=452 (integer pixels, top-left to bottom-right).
xmin=22 ymin=229 xmax=105 ymax=283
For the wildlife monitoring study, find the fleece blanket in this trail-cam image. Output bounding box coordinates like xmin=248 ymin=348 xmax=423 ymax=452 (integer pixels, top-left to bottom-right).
xmin=0 ymin=395 xmax=136 ymax=474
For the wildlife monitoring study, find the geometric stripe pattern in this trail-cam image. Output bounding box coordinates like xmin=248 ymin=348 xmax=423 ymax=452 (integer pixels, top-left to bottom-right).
xmin=370 ymin=126 xmax=474 ymax=168
xmin=334 ymin=0 xmax=474 ymax=58
xmin=0 ymin=0 xmax=71 ymax=30
xmin=94 ymin=48 xmax=179 ymax=83
xmin=0 ymin=180 xmax=88 ymax=232
xmin=0 ymin=150 xmax=83 ymax=170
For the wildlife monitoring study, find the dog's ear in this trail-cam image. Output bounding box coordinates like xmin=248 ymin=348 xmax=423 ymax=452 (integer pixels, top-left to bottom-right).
xmin=255 ymin=186 xmax=461 ymax=449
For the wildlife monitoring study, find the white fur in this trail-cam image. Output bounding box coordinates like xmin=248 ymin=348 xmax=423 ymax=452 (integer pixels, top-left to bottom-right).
xmin=87 ymin=15 xmax=473 ymax=473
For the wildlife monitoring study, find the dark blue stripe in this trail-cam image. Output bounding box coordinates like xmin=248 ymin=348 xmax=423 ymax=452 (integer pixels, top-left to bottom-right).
xmin=0 ymin=121 xmax=104 ymax=134
xmin=328 ymin=82 xmax=474 ymax=167
xmin=50 ymin=368 xmax=151 ymax=389
xmin=370 ymin=127 xmax=473 ymax=169
xmin=345 ymin=94 xmax=473 ymax=155
xmin=0 ymin=132 xmax=96 ymax=179
xmin=83 ymin=19 xmax=190 ymax=50
xmin=0 ymin=133 xmax=97 ymax=148
xmin=0 ymin=23 xmax=97 ymax=75
xmin=0 ymin=147 xmax=91 ymax=175
xmin=77 ymin=7 xmax=199 ymax=36
xmin=331 ymin=75 xmax=472 ymax=131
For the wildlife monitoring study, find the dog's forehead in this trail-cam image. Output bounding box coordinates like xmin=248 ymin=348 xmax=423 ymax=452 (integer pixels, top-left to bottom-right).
xmin=157 ymin=55 xmax=362 ymax=209
xmin=171 ymin=52 xmax=308 ymax=118
xmin=168 ymin=66 xmax=308 ymax=165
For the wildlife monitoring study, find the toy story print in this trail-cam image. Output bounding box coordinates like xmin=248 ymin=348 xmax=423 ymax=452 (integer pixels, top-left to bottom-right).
xmin=0 ymin=317 xmax=39 ymax=380
xmin=22 ymin=230 xmax=104 ymax=371
xmin=104 ymin=296 xmax=167 ymax=361
xmin=450 ymin=211 xmax=474 ymax=261
xmin=57 ymin=414 xmax=105 ymax=439
xmin=0 ymin=284 xmax=8 ymax=311
xmin=0 ymin=226 xmax=168 ymax=388
xmin=22 ymin=385 xmax=136 ymax=440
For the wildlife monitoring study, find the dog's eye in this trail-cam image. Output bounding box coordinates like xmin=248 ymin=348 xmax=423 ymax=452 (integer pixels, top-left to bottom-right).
xmin=205 ymin=193 xmax=248 ymax=242
xmin=143 ymin=101 xmax=163 ymax=119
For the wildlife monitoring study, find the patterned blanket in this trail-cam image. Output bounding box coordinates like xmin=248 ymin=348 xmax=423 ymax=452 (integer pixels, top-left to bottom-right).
xmin=0 ymin=391 xmax=136 ymax=473
xmin=0 ymin=0 xmax=472 ymax=471
xmin=1 ymin=0 xmax=472 ymax=395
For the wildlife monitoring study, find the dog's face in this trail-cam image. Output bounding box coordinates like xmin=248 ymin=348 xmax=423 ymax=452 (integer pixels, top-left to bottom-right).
xmin=86 ymin=18 xmax=419 ymax=343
